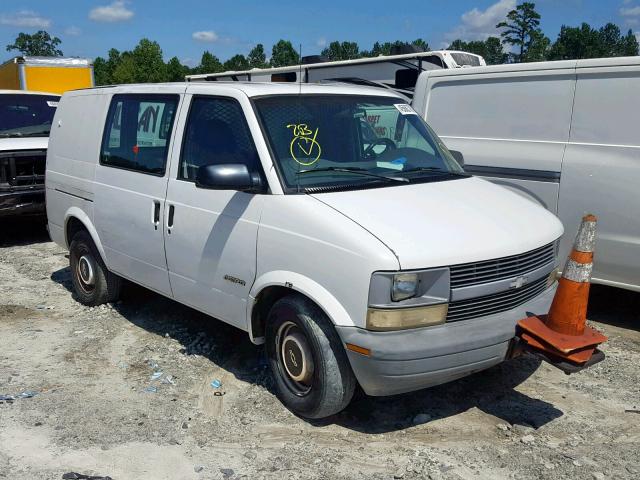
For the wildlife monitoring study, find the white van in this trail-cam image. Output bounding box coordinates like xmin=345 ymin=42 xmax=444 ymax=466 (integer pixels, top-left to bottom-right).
xmin=46 ymin=82 xmax=563 ymax=418
xmin=413 ymin=57 xmax=640 ymax=293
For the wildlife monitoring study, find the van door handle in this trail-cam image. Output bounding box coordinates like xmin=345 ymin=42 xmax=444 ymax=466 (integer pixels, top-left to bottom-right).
xmin=152 ymin=201 xmax=160 ymax=230
xmin=167 ymin=204 xmax=175 ymax=233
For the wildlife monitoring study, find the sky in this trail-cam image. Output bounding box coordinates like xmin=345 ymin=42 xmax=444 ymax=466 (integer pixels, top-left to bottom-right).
xmin=0 ymin=1 xmax=637 ymax=66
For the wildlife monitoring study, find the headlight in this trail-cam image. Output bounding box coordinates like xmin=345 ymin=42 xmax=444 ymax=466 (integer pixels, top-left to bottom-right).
xmin=366 ymin=304 xmax=448 ymax=331
xmin=392 ymin=273 xmax=419 ymax=301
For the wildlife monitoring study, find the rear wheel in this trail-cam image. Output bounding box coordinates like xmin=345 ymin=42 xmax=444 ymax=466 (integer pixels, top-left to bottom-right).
xmin=69 ymin=230 xmax=121 ymax=306
xmin=265 ymin=294 xmax=356 ymax=419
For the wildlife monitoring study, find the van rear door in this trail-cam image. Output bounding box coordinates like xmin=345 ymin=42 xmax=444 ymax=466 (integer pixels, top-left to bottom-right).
xmin=559 ymin=62 xmax=640 ymax=289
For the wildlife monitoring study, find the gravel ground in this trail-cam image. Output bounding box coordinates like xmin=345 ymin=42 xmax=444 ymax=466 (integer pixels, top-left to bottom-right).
xmin=1 ymin=218 xmax=639 ymax=480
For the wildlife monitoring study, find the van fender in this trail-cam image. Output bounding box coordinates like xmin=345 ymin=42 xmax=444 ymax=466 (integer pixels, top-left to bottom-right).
xmin=247 ymin=270 xmax=355 ymax=340
xmin=63 ymin=207 xmax=107 ymax=262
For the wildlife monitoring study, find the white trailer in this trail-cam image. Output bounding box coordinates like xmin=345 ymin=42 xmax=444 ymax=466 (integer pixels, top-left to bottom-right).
xmin=186 ymin=50 xmax=485 ymax=98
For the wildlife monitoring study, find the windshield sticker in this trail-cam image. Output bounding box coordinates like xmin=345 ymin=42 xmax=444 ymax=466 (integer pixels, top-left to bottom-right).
xmin=287 ymin=123 xmax=322 ymax=166
xmin=47 ymin=101 xmax=59 ymax=107
xmin=394 ymin=104 xmax=417 ymax=115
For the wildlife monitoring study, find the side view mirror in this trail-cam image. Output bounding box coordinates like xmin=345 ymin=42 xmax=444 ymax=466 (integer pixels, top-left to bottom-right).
xmin=195 ymin=164 xmax=263 ymax=193
xmin=449 ymin=150 xmax=464 ymax=168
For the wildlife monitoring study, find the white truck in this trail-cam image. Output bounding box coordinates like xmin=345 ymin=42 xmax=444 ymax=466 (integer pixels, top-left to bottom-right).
xmin=0 ymin=90 xmax=59 ymax=217
xmin=46 ymin=82 xmax=562 ymax=418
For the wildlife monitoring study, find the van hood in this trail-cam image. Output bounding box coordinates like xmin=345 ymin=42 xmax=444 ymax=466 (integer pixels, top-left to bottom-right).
xmin=311 ymin=177 xmax=564 ymax=269
xmin=0 ymin=136 xmax=49 ymax=152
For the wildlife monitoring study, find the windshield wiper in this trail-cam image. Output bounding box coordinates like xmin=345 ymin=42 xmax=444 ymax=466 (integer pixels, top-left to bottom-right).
xmin=296 ymin=166 xmax=409 ymax=183
xmin=0 ymin=130 xmax=50 ymax=138
xmin=401 ymin=167 xmax=468 ymax=177
xmin=18 ymin=131 xmax=50 ymax=137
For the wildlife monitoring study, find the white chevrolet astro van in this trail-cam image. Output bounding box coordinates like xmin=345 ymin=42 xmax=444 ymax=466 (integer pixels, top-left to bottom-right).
xmin=46 ymin=83 xmax=563 ymax=418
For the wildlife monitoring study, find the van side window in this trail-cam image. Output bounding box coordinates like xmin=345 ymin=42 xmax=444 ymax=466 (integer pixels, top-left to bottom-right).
xmin=100 ymin=94 xmax=178 ymax=175
xmin=179 ymin=96 xmax=260 ymax=181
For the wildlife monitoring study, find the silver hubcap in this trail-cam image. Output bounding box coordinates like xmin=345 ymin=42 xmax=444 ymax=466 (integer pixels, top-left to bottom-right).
xmin=77 ymin=255 xmax=95 ymax=287
xmin=277 ymin=321 xmax=314 ymax=395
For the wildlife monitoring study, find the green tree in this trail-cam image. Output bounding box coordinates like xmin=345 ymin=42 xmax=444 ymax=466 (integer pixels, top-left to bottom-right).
xmin=195 ymin=51 xmax=223 ymax=74
xmin=94 ymin=48 xmax=123 ymax=85
xmin=496 ymin=2 xmax=545 ymax=62
xmin=270 ymin=40 xmax=299 ymax=67
xmin=223 ymin=54 xmax=250 ymax=71
xmin=411 ymin=38 xmax=430 ymax=51
xmin=523 ymin=30 xmax=550 ymax=61
xmin=484 ymin=36 xmax=509 ymax=64
xmin=247 ymin=44 xmax=267 ymax=68
xmin=111 ymin=52 xmax=137 ymax=84
xmin=321 ymin=41 xmax=360 ymax=61
xmin=548 ymin=22 xmax=639 ymax=60
xmin=166 ymin=56 xmax=190 ymax=81
xmin=93 ymin=57 xmax=109 ymax=85
xmin=6 ymin=30 xmax=63 ymax=56
xmin=131 ymin=39 xmax=167 ymax=82
xmin=619 ymin=29 xmax=639 ymax=56
xmin=363 ymin=39 xmax=429 ymax=57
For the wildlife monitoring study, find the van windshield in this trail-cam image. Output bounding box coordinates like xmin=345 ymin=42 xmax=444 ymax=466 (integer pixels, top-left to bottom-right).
xmin=253 ymin=95 xmax=466 ymax=192
xmin=0 ymin=94 xmax=59 ymax=138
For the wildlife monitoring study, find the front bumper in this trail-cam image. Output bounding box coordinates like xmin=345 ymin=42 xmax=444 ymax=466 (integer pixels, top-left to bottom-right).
xmin=336 ymin=285 xmax=556 ymax=396
xmin=0 ymin=188 xmax=45 ymax=217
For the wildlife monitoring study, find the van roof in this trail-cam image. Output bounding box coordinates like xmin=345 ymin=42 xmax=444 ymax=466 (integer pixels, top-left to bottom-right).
xmin=419 ymin=55 xmax=640 ymax=79
xmin=64 ymin=81 xmax=405 ymax=99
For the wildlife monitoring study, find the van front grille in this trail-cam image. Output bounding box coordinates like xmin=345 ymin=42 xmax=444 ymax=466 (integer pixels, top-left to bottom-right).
xmin=447 ymin=276 xmax=548 ymax=322
xmin=449 ymin=242 xmax=556 ymax=289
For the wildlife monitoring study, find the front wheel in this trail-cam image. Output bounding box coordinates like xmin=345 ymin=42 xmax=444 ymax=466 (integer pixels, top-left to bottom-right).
xmin=265 ymin=294 xmax=356 ymax=419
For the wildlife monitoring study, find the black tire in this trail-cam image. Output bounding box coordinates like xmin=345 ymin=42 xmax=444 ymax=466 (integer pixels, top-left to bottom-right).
xmin=69 ymin=230 xmax=121 ymax=306
xmin=265 ymin=294 xmax=356 ymax=419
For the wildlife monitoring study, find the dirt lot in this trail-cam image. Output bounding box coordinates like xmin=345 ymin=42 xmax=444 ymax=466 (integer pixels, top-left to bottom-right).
xmin=0 ymin=218 xmax=639 ymax=480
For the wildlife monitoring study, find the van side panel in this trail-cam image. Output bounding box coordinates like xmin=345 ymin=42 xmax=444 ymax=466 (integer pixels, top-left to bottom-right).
xmin=420 ymin=70 xmax=576 ymax=213
xmin=559 ymin=66 xmax=640 ymax=290
xmin=46 ymin=93 xmax=109 ymax=250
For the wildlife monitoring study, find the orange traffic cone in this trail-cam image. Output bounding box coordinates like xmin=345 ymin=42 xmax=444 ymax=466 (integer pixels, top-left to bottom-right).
xmin=517 ymin=214 xmax=607 ymax=370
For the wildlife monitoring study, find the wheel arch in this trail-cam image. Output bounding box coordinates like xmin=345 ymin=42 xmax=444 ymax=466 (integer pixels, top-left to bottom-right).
xmin=247 ymin=271 xmax=354 ymax=345
xmin=64 ymin=207 xmax=107 ymax=262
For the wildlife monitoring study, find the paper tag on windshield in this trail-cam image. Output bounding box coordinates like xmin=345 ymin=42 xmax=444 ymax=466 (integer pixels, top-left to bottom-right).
xmin=394 ymin=103 xmax=416 ymax=115
xmin=47 ymin=101 xmax=59 ymax=107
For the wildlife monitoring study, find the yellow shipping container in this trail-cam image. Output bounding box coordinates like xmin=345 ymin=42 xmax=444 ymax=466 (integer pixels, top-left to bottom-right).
xmin=0 ymin=56 xmax=94 ymax=94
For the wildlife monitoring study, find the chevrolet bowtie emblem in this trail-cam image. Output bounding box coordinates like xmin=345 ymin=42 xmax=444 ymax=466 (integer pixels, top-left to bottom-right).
xmin=510 ymin=276 xmax=529 ymax=289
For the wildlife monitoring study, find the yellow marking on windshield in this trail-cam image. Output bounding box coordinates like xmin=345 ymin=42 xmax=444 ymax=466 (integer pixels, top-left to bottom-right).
xmin=287 ymin=123 xmax=321 ymax=166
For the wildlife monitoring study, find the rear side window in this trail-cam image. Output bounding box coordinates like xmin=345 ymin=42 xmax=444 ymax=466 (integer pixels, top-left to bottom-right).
xmin=178 ymin=96 xmax=260 ymax=181
xmin=100 ymin=94 xmax=178 ymax=175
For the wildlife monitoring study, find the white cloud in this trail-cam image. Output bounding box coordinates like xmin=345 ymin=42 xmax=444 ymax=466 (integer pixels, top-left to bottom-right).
xmin=192 ymin=30 xmax=219 ymax=42
xmin=0 ymin=10 xmax=51 ymax=28
xmin=620 ymin=5 xmax=640 ymax=16
xmin=64 ymin=26 xmax=82 ymax=36
xmin=445 ymin=0 xmax=516 ymax=42
xmin=89 ymin=1 xmax=134 ymax=23
xmin=316 ymin=37 xmax=327 ymax=48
